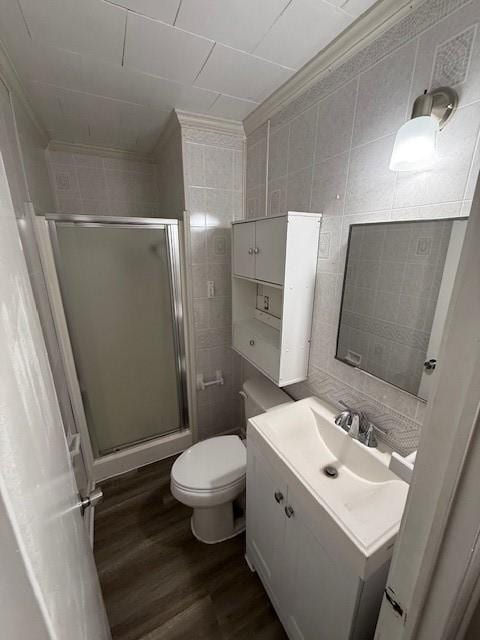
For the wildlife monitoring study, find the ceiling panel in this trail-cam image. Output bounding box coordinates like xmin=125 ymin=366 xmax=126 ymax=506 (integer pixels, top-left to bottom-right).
xmin=341 ymin=0 xmax=378 ymax=18
xmin=253 ymin=0 xmax=352 ymax=70
xmin=175 ymin=0 xmax=290 ymax=52
xmin=124 ymin=12 xmax=214 ymax=84
xmin=33 ymin=82 xmax=169 ymax=152
xmin=208 ymin=94 xmax=258 ymax=120
xmin=18 ymin=0 xmax=126 ymax=64
xmin=81 ymin=57 xmax=219 ymax=112
xmin=107 ymin=0 xmax=181 ymax=23
xmin=0 ymin=0 xmax=30 ymax=51
xmin=27 ymin=82 xmax=64 ymax=129
xmin=195 ymin=44 xmax=293 ymax=102
xmin=80 ymin=58 xmax=156 ymax=105
xmin=128 ymin=109 xmax=172 ymax=154
xmin=0 ymin=0 xmax=377 ymax=152
xmin=7 ymin=40 xmax=84 ymax=93
xmin=147 ymin=77 xmax=218 ymax=113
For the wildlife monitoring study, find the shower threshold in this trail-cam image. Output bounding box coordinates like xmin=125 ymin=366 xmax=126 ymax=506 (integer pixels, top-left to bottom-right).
xmin=99 ymin=426 xmax=188 ymax=457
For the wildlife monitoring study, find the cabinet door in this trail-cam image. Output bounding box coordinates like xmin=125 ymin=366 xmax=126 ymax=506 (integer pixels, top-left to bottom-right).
xmin=233 ymin=221 xmax=255 ymax=278
xmin=282 ymin=498 xmax=358 ymax=640
xmin=254 ymin=217 xmax=287 ymax=285
xmin=246 ymin=443 xmax=287 ymax=607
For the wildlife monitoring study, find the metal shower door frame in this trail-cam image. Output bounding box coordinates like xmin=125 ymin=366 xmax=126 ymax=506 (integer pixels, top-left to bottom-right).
xmin=46 ymin=214 xmax=189 ymax=457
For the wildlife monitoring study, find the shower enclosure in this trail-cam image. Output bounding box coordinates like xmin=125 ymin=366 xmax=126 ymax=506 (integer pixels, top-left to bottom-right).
xmin=45 ymin=215 xmax=189 ymax=468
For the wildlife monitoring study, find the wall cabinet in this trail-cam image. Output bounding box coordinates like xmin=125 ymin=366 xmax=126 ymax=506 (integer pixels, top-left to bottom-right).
xmin=246 ymin=436 xmax=389 ymax=640
xmin=232 ymin=212 xmax=321 ymax=386
xmin=233 ymin=217 xmax=287 ymax=284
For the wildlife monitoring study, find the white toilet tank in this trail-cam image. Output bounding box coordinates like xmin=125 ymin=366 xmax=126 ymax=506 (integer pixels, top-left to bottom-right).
xmin=241 ymin=377 xmax=293 ymax=425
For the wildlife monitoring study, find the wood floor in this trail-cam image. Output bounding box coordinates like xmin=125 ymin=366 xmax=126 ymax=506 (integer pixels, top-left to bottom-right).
xmin=94 ymin=456 xmax=287 ymax=640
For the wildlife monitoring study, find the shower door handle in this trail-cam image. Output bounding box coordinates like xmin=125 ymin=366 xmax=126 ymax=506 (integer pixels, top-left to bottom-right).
xmin=79 ymin=487 xmax=103 ymax=515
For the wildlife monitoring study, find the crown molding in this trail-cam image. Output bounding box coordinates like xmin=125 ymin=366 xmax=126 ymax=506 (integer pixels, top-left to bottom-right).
xmin=47 ymin=140 xmax=155 ymax=163
xmin=0 ymin=39 xmax=49 ymax=144
xmin=244 ymin=0 xmax=425 ymax=135
xmin=175 ymin=109 xmax=245 ymax=138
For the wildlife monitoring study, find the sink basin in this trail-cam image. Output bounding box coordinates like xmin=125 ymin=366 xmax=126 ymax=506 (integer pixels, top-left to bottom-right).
xmin=248 ymin=396 xmax=409 ymax=575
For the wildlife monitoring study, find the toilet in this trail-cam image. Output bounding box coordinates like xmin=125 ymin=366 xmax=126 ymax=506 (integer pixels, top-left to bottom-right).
xmin=170 ymin=376 xmax=292 ymax=543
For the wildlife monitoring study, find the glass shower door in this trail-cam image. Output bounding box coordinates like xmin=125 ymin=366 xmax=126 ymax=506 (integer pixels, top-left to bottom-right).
xmin=51 ymin=219 xmax=187 ymax=457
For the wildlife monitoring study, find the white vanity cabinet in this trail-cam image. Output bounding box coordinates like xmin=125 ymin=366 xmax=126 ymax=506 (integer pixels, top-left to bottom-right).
xmin=232 ymin=212 xmax=321 ymax=387
xmin=246 ymin=435 xmax=390 ymax=640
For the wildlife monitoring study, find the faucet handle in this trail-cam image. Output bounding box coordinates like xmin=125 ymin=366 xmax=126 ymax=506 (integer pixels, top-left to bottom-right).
xmin=358 ymin=424 xmax=377 ymax=448
xmin=334 ymin=410 xmax=351 ymax=431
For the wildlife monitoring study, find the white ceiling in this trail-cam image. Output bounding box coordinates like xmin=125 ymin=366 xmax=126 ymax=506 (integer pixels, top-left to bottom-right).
xmin=0 ymin=0 xmax=377 ymax=155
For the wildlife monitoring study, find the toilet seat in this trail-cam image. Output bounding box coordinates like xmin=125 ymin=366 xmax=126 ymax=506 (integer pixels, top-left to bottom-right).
xmin=171 ymin=435 xmax=246 ymax=493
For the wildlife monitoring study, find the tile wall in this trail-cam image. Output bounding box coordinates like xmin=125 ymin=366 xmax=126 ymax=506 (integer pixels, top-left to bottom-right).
xmin=245 ymin=0 xmax=480 ymax=454
xmin=46 ymin=149 xmax=161 ymax=216
xmin=181 ymin=124 xmax=245 ymax=440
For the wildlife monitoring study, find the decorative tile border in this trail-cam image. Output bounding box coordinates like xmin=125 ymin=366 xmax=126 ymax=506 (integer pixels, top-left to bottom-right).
xmin=342 ymin=311 xmax=430 ymax=351
xmin=288 ymin=363 xmax=421 ymax=455
xmin=182 ymin=126 xmax=244 ymax=150
xmin=269 ymin=0 xmax=472 ymax=131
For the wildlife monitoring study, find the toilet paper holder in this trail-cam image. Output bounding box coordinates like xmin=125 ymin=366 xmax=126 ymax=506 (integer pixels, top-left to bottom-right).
xmin=197 ymin=370 xmax=224 ymax=391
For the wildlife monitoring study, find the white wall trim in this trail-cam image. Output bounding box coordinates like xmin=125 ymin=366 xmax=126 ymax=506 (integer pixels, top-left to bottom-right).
xmin=0 ymin=40 xmax=49 ymax=144
xmin=243 ymin=0 xmax=425 ymax=135
xmin=175 ymin=109 xmax=245 ymax=138
xmin=47 ymin=139 xmax=156 ymax=163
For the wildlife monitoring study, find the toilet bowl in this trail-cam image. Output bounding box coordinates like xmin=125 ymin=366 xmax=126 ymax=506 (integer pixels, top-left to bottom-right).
xmin=170 ymin=376 xmax=292 ymax=544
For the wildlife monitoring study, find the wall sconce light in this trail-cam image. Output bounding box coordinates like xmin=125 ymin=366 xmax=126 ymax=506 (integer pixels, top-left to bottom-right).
xmin=389 ymin=86 xmax=458 ymax=172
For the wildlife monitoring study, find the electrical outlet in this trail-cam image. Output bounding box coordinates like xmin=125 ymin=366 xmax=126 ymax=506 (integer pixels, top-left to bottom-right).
xmin=264 ymin=295 xmax=270 ymax=311
xmin=207 ymin=281 xmax=215 ymax=298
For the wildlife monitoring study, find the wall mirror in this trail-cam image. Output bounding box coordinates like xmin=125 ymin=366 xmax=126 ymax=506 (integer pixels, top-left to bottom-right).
xmin=336 ymin=218 xmax=467 ymax=401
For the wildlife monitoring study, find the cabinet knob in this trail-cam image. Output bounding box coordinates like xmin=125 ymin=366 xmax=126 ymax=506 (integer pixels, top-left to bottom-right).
xmin=284 ymin=505 xmax=294 ymax=518
xmin=249 ymin=339 xmax=255 ymax=346
xmin=248 ymin=248 xmax=254 ymax=255
xmin=274 ymin=491 xmax=284 ymax=504
xmin=253 ymin=247 xmax=260 ymax=254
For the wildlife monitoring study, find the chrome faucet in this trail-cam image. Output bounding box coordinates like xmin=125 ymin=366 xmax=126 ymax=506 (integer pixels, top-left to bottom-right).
xmin=334 ymin=401 xmax=379 ymax=448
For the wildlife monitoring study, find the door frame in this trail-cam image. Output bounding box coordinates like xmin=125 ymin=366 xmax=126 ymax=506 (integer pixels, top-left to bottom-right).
xmin=34 ymin=214 xmax=192 ymax=482
xmin=375 ymin=174 xmax=480 ymax=638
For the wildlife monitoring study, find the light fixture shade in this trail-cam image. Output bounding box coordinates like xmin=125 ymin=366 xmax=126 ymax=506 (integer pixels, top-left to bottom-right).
xmin=389 ymin=116 xmax=438 ymax=171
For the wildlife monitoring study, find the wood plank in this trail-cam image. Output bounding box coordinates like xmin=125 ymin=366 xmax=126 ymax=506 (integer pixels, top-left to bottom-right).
xmin=94 ymin=457 xmax=287 ymax=640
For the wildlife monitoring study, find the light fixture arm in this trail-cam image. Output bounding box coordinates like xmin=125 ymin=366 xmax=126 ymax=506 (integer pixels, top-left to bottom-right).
xmin=411 ymin=87 xmax=458 ymax=129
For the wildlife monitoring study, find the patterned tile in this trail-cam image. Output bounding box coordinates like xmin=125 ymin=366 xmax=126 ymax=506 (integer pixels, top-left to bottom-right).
xmin=431 ymin=24 xmax=477 ymax=88
xmin=269 ymin=0 xmax=471 ymax=131
xmin=182 ymin=126 xmax=245 ymax=150
xmin=288 ymin=363 xmax=421 ymax=455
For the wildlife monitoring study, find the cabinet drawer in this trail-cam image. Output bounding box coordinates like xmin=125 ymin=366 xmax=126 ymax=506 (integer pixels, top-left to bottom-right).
xmin=233 ymin=323 xmax=280 ymax=380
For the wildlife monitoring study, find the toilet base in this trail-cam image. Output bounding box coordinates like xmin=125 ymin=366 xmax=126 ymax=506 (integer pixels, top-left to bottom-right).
xmin=190 ymin=502 xmax=245 ymax=544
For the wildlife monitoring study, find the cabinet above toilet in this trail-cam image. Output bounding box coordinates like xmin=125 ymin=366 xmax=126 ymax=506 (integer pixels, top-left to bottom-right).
xmin=232 ymin=212 xmax=322 ymax=387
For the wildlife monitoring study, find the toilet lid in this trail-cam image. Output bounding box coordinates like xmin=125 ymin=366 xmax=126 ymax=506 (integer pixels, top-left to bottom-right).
xmin=172 ymin=436 xmax=246 ymax=491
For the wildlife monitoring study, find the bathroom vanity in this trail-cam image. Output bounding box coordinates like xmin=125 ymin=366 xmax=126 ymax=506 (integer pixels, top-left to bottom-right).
xmin=246 ymin=397 xmax=409 ymax=640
